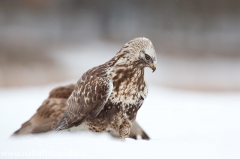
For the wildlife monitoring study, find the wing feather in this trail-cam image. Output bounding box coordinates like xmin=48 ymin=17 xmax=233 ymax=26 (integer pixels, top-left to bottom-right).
xmin=13 ymin=84 xmax=74 ymax=135
xmin=54 ymin=67 xmax=112 ymax=131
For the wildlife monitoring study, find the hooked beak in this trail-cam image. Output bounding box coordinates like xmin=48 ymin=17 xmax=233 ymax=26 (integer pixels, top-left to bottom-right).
xmin=150 ymin=64 xmax=156 ymax=73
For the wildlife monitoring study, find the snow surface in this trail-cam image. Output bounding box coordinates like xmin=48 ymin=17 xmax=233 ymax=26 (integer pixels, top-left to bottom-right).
xmin=0 ymin=82 xmax=240 ymax=159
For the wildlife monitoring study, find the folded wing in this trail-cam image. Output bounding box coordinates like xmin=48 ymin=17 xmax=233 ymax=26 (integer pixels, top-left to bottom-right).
xmin=54 ymin=74 xmax=113 ymax=131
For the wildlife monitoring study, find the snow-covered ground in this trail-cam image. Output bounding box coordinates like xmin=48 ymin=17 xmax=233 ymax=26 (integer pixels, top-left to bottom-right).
xmin=0 ymin=82 xmax=240 ymax=159
xmin=0 ymin=40 xmax=240 ymax=158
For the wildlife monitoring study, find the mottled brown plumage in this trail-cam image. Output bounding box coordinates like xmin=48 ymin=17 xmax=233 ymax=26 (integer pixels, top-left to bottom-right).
xmin=13 ymin=84 xmax=149 ymax=139
xmin=54 ymin=37 xmax=157 ymax=139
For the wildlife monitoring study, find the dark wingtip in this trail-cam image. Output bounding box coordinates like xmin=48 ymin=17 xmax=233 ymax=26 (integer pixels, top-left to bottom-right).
xmin=53 ymin=119 xmax=65 ymax=131
xmin=54 ymin=122 xmax=64 ymax=131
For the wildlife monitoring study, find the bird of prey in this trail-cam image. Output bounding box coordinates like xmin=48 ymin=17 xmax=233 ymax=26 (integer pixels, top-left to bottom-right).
xmin=13 ymin=84 xmax=149 ymax=139
xmin=14 ymin=37 xmax=157 ymax=139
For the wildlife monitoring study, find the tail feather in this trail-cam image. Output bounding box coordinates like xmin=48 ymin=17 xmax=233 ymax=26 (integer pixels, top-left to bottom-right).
xmin=13 ymin=121 xmax=33 ymax=135
xmin=13 ymin=114 xmax=56 ymax=136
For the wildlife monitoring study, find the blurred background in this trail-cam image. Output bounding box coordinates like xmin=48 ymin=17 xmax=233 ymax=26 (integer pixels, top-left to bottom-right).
xmin=0 ymin=0 xmax=240 ymax=91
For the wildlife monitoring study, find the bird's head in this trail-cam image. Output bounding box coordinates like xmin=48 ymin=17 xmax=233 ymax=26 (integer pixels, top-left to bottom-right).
xmin=116 ymin=37 xmax=157 ymax=72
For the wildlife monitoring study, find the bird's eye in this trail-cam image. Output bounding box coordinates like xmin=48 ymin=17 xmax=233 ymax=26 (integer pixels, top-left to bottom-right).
xmin=145 ymin=54 xmax=151 ymax=60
